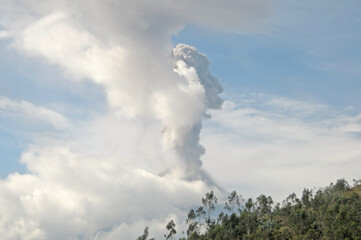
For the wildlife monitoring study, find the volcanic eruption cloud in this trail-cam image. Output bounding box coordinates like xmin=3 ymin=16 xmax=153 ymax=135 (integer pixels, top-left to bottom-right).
xmin=0 ymin=0 xmax=270 ymax=239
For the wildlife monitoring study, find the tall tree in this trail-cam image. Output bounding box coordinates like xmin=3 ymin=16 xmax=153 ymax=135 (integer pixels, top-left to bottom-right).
xmin=225 ymin=190 xmax=242 ymax=214
xmin=165 ymin=220 xmax=177 ymax=240
xmin=201 ymin=191 xmax=218 ymax=229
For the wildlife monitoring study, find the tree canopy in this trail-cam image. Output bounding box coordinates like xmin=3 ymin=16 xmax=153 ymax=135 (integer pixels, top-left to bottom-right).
xmin=138 ymin=179 xmax=361 ymax=240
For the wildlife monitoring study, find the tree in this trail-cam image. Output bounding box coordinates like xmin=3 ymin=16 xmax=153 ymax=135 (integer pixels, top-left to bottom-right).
xmin=225 ymin=190 xmax=242 ymax=214
xmin=164 ymin=220 xmax=177 ymax=240
xmin=201 ymin=191 xmax=218 ymax=229
xmin=301 ymin=188 xmax=313 ymax=207
xmin=162 ymin=179 xmax=361 ymax=239
xmin=186 ymin=209 xmax=199 ymax=237
xmin=137 ymin=226 xmax=154 ymax=240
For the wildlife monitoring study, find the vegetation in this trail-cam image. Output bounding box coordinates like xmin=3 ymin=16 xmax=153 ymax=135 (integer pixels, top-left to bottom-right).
xmin=138 ymin=179 xmax=361 ymax=240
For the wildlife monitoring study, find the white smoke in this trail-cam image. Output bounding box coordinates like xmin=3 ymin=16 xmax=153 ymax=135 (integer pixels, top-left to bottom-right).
xmin=15 ymin=10 xmax=222 ymax=180
xmin=166 ymin=44 xmax=223 ymax=180
xmin=4 ymin=0 xmax=265 ymax=180
xmin=0 ymin=0 xmax=271 ymax=239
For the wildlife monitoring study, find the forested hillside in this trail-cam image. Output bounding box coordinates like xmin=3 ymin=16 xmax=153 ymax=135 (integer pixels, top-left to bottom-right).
xmin=138 ymin=179 xmax=361 ymax=240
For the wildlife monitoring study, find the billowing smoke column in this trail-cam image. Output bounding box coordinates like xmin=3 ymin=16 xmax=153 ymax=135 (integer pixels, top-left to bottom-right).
xmin=168 ymin=44 xmax=223 ymax=180
xmin=6 ymin=8 xmax=225 ymax=182
xmin=0 ymin=0 xmax=269 ymax=182
xmin=0 ymin=1 xmax=271 ymax=238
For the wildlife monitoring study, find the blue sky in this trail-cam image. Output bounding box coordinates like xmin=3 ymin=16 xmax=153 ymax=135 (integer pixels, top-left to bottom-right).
xmin=0 ymin=0 xmax=360 ymax=193
xmin=0 ymin=0 xmax=360 ymax=238
xmin=173 ymin=0 xmax=361 ymax=110
xmin=0 ymin=0 xmax=360 ymax=182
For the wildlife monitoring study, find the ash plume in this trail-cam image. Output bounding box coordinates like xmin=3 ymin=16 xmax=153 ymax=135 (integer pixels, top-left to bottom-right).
xmin=0 ymin=0 xmax=271 ymax=238
xmin=164 ymin=44 xmax=223 ymax=181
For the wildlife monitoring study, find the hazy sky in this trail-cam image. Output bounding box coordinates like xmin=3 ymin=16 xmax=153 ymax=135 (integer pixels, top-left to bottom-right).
xmin=0 ymin=0 xmax=360 ymax=239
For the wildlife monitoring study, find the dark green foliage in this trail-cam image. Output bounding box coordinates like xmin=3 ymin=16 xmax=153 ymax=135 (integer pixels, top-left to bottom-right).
xmin=185 ymin=179 xmax=361 ymax=240
xmin=137 ymin=179 xmax=361 ymax=240
xmin=189 ymin=179 xmax=361 ymax=240
xmin=165 ymin=220 xmax=177 ymax=240
xmin=225 ymin=191 xmax=242 ymax=214
xmin=137 ymin=226 xmax=155 ymax=240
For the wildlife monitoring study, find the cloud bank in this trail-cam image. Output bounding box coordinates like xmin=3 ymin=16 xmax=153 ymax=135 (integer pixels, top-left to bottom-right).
xmin=202 ymin=94 xmax=361 ymax=201
xmin=0 ymin=96 xmax=69 ymax=130
xmin=3 ymin=0 xmax=269 ymax=180
xmin=0 ymin=0 xmax=271 ymax=239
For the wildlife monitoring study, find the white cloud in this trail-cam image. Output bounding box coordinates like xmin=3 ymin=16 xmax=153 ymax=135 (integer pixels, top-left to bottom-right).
xmin=2 ymin=92 xmax=359 ymax=239
xmin=201 ymin=94 xmax=361 ymax=201
xmin=0 ymin=30 xmax=10 ymax=39
xmin=0 ymin=1 xmax=359 ymax=239
xmin=5 ymin=2 xmax=250 ymax=180
xmin=0 ymin=1 xmax=274 ymax=239
xmin=0 ymin=0 xmax=271 ymax=35
xmin=0 ymin=114 xmax=211 ymax=239
xmin=0 ymin=96 xmax=70 ymax=130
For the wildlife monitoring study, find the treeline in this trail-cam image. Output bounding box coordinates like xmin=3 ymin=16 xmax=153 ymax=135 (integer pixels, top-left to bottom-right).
xmin=138 ymin=179 xmax=361 ymax=240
